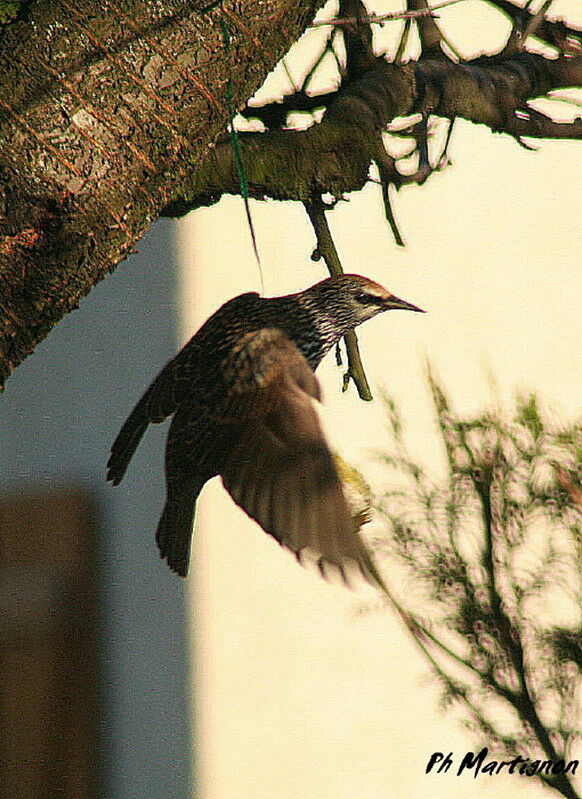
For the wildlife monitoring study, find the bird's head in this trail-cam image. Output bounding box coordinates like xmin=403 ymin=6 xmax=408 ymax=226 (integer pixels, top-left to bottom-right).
xmin=310 ymin=274 xmax=424 ymax=330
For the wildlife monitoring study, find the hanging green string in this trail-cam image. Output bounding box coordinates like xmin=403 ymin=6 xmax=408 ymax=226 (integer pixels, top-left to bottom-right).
xmin=220 ymin=19 xmax=263 ymax=289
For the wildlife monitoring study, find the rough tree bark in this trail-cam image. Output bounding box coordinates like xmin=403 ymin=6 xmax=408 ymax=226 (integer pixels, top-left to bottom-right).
xmin=0 ymin=0 xmax=322 ymax=388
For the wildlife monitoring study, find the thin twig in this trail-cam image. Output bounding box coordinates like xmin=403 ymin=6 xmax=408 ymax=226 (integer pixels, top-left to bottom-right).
xmin=381 ymin=182 xmax=405 ymax=246
xmin=408 ymin=0 xmax=462 ymax=60
xmin=474 ymin=471 xmax=579 ymax=799
xmin=303 ymin=198 xmax=373 ymax=401
xmin=395 ymin=18 xmax=413 ymax=63
xmin=523 ymin=0 xmax=554 ymax=43
xmin=310 ymin=0 xmax=465 ymax=28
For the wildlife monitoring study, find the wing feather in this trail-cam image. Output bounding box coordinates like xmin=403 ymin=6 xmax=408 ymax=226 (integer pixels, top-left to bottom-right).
xmin=219 ymin=329 xmax=385 ymax=590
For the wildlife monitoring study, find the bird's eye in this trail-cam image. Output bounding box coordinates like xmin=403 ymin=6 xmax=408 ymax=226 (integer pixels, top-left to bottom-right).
xmin=355 ymin=291 xmax=383 ymax=305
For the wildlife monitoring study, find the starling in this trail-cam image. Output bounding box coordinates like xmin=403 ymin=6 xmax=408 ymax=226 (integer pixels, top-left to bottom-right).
xmin=107 ymin=274 xmax=423 ymax=586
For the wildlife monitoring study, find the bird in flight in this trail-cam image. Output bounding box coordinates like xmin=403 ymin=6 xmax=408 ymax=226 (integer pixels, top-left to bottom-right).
xmin=107 ymin=274 xmax=423 ymax=587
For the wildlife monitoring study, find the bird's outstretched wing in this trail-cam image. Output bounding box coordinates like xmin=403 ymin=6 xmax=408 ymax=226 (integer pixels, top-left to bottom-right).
xmin=107 ymin=291 xmax=260 ymax=486
xmin=106 ymin=354 xmax=195 ymax=485
xmin=219 ymin=328 xmax=385 ymax=590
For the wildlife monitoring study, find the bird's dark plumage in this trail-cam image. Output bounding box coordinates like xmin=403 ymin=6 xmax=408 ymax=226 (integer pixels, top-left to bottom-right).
xmin=107 ymin=274 xmax=423 ymax=586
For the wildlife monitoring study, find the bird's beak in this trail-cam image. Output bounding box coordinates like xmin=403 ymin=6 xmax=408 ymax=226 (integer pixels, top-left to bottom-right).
xmin=384 ymin=294 xmax=425 ymax=313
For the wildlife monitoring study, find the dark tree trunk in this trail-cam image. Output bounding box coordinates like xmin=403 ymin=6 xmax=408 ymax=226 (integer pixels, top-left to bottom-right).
xmin=0 ymin=0 xmax=322 ymax=388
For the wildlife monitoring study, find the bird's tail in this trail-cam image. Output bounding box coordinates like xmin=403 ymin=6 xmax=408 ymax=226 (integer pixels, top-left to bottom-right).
xmin=156 ymin=480 xmax=204 ymax=577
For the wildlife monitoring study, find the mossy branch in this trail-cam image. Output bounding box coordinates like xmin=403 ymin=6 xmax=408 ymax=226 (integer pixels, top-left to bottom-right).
xmin=165 ymin=52 xmax=581 ymax=218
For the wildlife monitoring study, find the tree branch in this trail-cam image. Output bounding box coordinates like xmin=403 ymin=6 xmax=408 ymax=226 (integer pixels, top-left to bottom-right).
xmin=376 ymin=385 xmax=582 ymax=799
xmin=408 ymin=0 xmax=461 ymax=60
xmin=167 ymin=51 xmax=581 ymax=217
xmin=483 ymin=0 xmax=581 ymax=54
xmin=473 ymin=459 xmax=580 ymax=799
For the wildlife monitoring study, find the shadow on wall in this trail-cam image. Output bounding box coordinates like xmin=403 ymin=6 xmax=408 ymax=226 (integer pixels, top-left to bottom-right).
xmin=0 ymin=220 xmax=192 ymax=799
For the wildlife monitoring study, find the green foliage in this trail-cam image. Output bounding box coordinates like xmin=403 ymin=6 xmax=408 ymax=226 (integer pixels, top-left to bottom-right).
xmin=374 ymin=376 xmax=581 ymax=799
xmin=516 ymin=393 xmax=545 ymax=441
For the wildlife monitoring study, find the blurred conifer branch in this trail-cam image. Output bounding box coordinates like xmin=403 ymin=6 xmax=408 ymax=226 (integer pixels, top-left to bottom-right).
xmin=371 ymin=375 xmax=581 ymax=799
